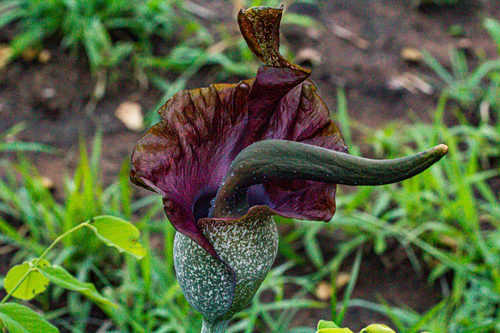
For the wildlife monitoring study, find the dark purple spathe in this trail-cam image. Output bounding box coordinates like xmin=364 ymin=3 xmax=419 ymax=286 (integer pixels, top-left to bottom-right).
xmin=130 ymin=7 xmax=347 ymax=259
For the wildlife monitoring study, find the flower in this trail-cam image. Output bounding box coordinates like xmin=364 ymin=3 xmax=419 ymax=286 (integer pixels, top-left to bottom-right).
xmin=130 ymin=6 xmax=348 ymax=259
xmin=130 ymin=6 xmax=448 ymax=261
xmin=131 ymin=6 xmax=448 ymax=330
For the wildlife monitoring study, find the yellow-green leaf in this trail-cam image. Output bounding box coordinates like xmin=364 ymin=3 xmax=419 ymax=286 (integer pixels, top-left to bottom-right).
xmin=4 ymin=260 xmax=51 ymax=300
xmin=317 ymin=320 xmax=340 ymax=329
xmin=316 ymin=329 xmax=354 ymax=333
xmin=360 ymin=324 xmax=396 ymax=333
xmin=0 ymin=303 xmax=58 ymax=333
xmin=39 ymin=265 xmax=116 ymax=310
xmin=85 ymin=215 xmax=146 ymax=259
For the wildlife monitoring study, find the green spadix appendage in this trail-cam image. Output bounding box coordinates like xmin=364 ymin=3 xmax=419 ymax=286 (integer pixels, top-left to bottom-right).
xmin=210 ymin=140 xmax=448 ymax=219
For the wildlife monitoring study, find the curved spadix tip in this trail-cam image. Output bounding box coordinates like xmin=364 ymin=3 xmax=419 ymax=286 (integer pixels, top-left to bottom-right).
xmin=433 ymin=144 xmax=449 ymax=156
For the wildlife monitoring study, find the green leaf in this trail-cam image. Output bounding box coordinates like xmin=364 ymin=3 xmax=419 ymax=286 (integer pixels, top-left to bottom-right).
xmin=317 ymin=320 xmax=340 ymax=329
xmin=484 ymin=18 xmax=500 ymax=52
xmin=360 ymin=324 xmax=396 ymax=333
xmin=4 ymin=260 xmax=51 ymax=300
xmin=38 ymin=265 xmax=116 ymax=309
xmin=85 ymin=215 xmax=146 ymax=259
xmin=0 ymin=142 xmax=59 ymax=154
xmin=316 ymin=329 xmax=353 ymax=333
xmin=0 ymin=303 xmax=59 ymax=333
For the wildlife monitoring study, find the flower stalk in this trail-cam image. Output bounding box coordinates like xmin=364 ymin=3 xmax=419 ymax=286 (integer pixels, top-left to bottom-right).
xmin=201 ymin=320 xmax=229 ymax=333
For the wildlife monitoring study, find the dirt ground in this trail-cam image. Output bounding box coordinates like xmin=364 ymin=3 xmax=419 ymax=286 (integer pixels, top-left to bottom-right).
xmin=0 ymin=0 xmax=498 ymax=331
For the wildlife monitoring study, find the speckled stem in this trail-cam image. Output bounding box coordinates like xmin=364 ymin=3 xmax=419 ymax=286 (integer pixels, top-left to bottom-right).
xmin=210 ymin=140 xmax=448 ymax=218
xmin=201 ymin=319 xmax=229 ymax=333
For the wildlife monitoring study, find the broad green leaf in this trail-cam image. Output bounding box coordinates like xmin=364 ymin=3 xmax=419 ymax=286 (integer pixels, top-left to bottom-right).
xmin=0 ymin=303 xmax=59 ymax=333
xmin=85 ymin=215 xmax=146 ymax=259
xmin=316 ymin=329 xmax=353 ymax=333
xmin=39 ymin=265 xmax=116 ymax=309
xmin=4 ymin=260 xmax=50 ymax=300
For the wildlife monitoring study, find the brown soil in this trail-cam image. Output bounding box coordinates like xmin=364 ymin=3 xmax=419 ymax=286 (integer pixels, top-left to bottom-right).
xmin=0 ymin=0 xmax=498 ymax=331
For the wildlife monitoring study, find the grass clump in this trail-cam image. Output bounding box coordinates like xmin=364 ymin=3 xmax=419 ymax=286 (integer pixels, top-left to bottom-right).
xmin=0 ymin=0 xmax=190 ymax=71
xmin=277 ymin=23 xmax=500 ymax=326
xmin=422 ymin=18 xmax=500 ymax=122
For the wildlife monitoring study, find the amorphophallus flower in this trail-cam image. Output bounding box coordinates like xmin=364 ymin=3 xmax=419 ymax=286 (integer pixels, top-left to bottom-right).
xmin=130 ymin=6 xmax=448 ymax=333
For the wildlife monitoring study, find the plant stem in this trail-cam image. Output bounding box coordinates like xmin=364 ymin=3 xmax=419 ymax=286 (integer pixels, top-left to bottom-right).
xmin=201 ymin=319 xmax=229 ymax=333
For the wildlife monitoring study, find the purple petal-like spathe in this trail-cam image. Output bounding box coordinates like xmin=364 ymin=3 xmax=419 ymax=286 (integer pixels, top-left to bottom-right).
xmin=131 ymin=79 xmax=255 ymax=258
xmin=131 ymin=67 xmax=346 ymax=258
xmin=130 ymin=6 xmax=347 ymax=259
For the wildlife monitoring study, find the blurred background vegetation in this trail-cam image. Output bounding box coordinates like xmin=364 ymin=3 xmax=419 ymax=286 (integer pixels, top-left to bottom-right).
xmin=0 ymin=0 xmax=499 ymax=332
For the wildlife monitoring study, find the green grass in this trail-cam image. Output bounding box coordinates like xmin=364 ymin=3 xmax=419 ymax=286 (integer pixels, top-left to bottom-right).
xmin=422 ymin=18 xmax=500 ymax=118
xmin=0 ymin=0 xmax=192 ymax=71
xmin=327 ymin=89 xmax=499 ymax=332
xmin=274 ymin=58 xmax=499 ymax=331
xmin=0 ymin=0 xmax=263 ymax=111
xmin=0 ymin=123 xmax=60 ymax=155
xmin=0 ymin=0 xmax=320 ymax=122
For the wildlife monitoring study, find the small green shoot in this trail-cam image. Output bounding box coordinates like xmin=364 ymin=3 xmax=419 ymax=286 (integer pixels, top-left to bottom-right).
xmin=1 ymin=216 xmax=144 ymax=333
